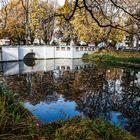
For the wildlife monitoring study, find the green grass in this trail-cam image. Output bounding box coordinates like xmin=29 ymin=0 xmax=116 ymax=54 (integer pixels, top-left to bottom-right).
xmin=55 ymin=117 xmax=136 ymax=140
xmin=0 ymin=83 xmax=137 ymax=140
xmin=83 ymin=51 xmax=140 ymax=65
xmin=0 ymin=84 xmax=35 ymax=139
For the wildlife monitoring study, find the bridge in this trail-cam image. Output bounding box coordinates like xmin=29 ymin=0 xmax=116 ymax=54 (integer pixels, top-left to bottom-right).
xmin=1 ymin=45 xmax=94 ymax=62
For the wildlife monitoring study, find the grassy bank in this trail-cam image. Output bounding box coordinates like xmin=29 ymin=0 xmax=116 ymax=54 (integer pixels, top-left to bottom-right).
xmin=83 ymin=51 xmax=140 ymax=65
xmin=0 ymin=84 xmax=137 ymax=140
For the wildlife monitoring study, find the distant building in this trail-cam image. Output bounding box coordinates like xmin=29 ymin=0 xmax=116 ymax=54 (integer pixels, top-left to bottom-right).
xmin=123 ymin=34 xmax=140 ymax=49
xmin=0 ymin=39 xmax=10 ymax=46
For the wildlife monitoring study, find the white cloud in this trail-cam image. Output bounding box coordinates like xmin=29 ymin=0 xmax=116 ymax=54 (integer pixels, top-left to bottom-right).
xmin=57 ymin=0 xmax=65 ymax=6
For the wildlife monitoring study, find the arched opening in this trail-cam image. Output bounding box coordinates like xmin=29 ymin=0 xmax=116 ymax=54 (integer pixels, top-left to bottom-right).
xmin=24 ymin=52 xmax=35 ymax=59
xmin=23 ymin=52 xmax=36 ymax=67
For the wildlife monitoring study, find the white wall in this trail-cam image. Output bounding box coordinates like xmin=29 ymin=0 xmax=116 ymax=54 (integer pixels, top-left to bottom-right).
xmin=18 ymin=46 xmax=46 ymax=60
xmin=54 ymin=46 xmax=73 ymax=58
xmin=54 ymin=46 xmax=94 ymax=59
xmin=45 ymin=46 xmax=55 ymax=59
xmin=3 ymin=62 xmax=19 ymax=75
xmin=1 ymin=45 xmax=94 ymax=62
xmin=2 ymin=47 xmax=18 ymax=61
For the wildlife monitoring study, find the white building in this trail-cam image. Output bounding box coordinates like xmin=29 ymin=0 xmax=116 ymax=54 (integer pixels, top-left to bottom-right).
xmin=0 ymin=39 xmax=10 ymax=46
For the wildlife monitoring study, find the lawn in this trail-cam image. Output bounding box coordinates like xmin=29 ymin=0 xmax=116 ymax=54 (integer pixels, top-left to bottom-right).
xmin=83 ymin=50 xmax=140 ymax=65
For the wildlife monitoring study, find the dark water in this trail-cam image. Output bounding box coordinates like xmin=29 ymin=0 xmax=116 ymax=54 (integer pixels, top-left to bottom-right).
xmin=0 ymin=59 xmax=140 ymax=137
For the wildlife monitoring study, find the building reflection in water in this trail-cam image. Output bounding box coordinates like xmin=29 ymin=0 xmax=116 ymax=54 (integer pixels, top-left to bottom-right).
xmin=0 ymin=59 xmax=140 ymax=137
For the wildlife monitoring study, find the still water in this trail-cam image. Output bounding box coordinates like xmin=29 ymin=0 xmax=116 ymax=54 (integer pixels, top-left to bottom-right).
xmin=0 ymin=59 xmax=140 ymax=137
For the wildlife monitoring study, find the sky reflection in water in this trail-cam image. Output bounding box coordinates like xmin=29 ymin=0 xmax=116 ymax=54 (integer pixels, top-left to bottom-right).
xmin=0 ymin=59 xmax=140 ymax=137
xmin=24 ymin=96 xmax=83 ymax=123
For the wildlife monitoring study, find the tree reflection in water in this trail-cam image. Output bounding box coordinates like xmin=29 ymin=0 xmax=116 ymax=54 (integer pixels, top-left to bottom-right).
xmin=2 ymin=64 xmax=140 ymax=137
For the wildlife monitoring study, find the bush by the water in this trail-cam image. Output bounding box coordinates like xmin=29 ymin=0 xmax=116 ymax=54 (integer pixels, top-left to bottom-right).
xmin=0 ymin=84 xmax=137 ymax=140
xmin=82 ymin=53 xmax=89 ymax=58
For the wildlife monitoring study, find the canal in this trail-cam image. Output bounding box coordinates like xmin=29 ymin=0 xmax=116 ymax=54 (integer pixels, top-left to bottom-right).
xmin=0 ymin=59 xmax=140 ymax=137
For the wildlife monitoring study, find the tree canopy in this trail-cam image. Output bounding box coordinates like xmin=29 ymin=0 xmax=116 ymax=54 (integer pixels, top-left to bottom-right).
xmin=0 ymin=0 xmax=139 ymax=46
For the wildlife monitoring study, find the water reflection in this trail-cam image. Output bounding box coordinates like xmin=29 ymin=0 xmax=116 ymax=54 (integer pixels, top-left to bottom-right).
xmin=24 ymin=95 xmax=83 ymax=123
xmin=2 ymin=59 xmax=89 ymax=76
xmin=0 ymin=59 xmax=140 ymax=137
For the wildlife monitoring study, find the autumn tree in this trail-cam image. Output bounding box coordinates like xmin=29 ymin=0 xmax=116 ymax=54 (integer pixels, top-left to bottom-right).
xmin=0 ymin=0 xmax=26 ymax=44
xmin=0 ymin=0 xmax=56 ymax=45
xmin=71 ymin=8 xmax=110 ymax=44
xmin=55 ymin=0 xmax=139 ymax=46
xmin=55 ymin=0 xmax=127 ymax=45
xmin=41 ymin=1 xmax=56 ymax=45
xmin=57 ymin=0 xmax=77 ymax=45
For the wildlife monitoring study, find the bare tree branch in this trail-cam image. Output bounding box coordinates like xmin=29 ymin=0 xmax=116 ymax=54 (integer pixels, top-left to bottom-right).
xmin=110 ymin=0 xmax=140 ymax=21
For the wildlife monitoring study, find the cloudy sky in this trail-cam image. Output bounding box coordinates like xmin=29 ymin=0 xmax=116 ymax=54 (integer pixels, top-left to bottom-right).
xmin=0 ymin=0 xmax=65 ymax=9
xmin=57 ymin=0 xmax=65 ymax=6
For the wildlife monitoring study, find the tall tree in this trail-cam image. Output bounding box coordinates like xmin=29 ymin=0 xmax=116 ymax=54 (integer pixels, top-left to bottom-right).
xmin=57 ymin=0 xmax=77 ymax=45
xmin=0 ymin=0 xmax=26 ymax=44
xmin=54 ymin=0 xmax=140 ymax=35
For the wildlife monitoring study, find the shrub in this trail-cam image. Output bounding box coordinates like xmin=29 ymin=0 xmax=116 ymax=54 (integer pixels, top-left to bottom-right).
xmin=82 ymin=53 xmax=89 ymax=58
